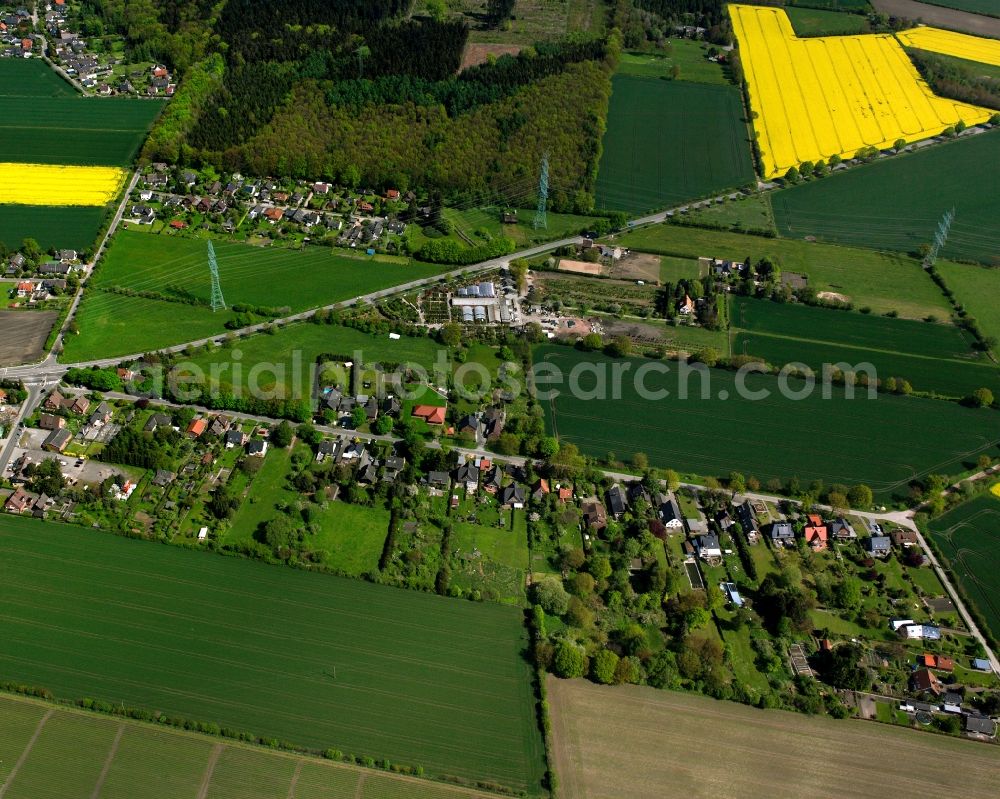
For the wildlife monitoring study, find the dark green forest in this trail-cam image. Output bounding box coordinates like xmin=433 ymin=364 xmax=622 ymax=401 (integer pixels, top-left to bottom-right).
xmin=137 ymin=0 xmax=620 ymax=210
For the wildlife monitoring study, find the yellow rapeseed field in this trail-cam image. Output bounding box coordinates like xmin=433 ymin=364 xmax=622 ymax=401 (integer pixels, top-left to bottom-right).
xmin=0 ymin=163 xmax=128 ymax=206
xmin=896 ymin=26 xmax=1000 ymax=68
xmin=729 ymin=5 xmax=993 ymax=178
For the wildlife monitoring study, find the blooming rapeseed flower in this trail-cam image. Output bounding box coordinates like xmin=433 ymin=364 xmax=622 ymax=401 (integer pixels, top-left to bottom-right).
xmin=0 ymin=163 xmax=128 ymax=206
xmin=729 ymin=5 xmax=992 ymax=178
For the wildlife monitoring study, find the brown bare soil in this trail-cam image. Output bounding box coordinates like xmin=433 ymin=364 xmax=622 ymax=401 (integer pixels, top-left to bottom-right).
xmin=548 ymin=677 xmax=1000 ymax=799
xmin=557 ymin=258 xmax=605 ymax=276
xmin=871 ymin=0 xmax=1000 ymax=38
xmin=0 ymin=310 xmax=57 ymax=366
xmin=460 ymin=43 xmax=522 ymax=71
xmin=608 ymin=252 xmax=662 ymax=283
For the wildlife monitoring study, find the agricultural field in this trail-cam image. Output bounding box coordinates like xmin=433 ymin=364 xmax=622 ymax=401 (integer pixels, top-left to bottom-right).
xmin=0 ymin=60 xmax=164 ymax=250
xmin=680 ymin=194 xmax=776 ymax=234
xmin=614 ymin=222 xmax=953 ymax=318
xmin=0 ymin=310 xmax=59 ymax=366
xmin=61 ymin=231 xmax=452 ymax=361
xmin=0 ymin=516 xmax=546 ymax=793
xmin=912 ymin=0 xmax=1000 ymax=14
xmin=0 ymin=163 xmax=127 ymax=206
xmin=896 ymin=25 xmax=1000 ymax=67
xmin=729 ymin=4 xmax=991 ymax=177
xmin=594 ymin=77 xmax=754 ymax=214
xmin=616 ymin=39 xmax=727 ymax=84
xmin=784 ymin=6 xmax=871 ymax=36
xmin=770 ymin=130 xmax=1000 ymax=264
xmin=936 ymin=260 xmax=1000 ymax=356
xmin=927 ymin=489 xmax=1000 ymax=640
xmin=535 ymin=345 xmax=1000 ymax=498
xmin=0 ymin=694 xmax=500 ymax=799
xmin=548 ymin=679 xmax=1000 ymax=799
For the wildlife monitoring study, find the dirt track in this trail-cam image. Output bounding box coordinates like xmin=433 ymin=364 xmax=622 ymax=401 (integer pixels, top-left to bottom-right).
xmin=0 ymin=310 xmax=57 ymax=366
xmin=548 ymin=677 xmax=1000 ymax=799
xmin=872 ymin=0 xmax=1000 ymax=38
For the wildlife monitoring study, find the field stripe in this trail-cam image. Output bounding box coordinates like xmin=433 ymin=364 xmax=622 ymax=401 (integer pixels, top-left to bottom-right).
xmin=353 ymin=773 xmax=366 ymax=799
xmin=0 ymin=708 xmax=53 ymax=798
xmin=90 ymin=722 xmax=125 ymax=799
xmin=196 ymin=743 xmax=224 ymax=799
xmin=286 ymin=761 xmax=303 ymax=799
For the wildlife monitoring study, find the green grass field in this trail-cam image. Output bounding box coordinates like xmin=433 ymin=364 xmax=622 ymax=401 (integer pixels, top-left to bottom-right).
xmin=682 ymin=195 xmax=776 ymax=234
xmin=927 ymin=490 xmax=1000 ymax=640
xmin=936 ymin=260 xmax=1000 ymax=357
xmin=907 ymin=48 xmax=1000 ymax=83
xmin=595 ymin=77 xmax=754 ymax=214
xmin=0 ymin=205 xmax=107 ymax=251
xmin=771 ymin=131 xmax=1000 ymax=265
xmin=0 ymin=58 xmax=77 ymax=97
xmin=61 ymin=231 xmax=452 ymax=361
xmin=178 ymin=322 xmax=445 ymax=400
xmin=536 ymin=344 xmax=1000 ymax=498
xmin=0 ymin=516 xmax=546 ymax=793
xmin=729 ymin=296 xmax=1000 ymax=398
xmin=914 ymin=0 xmax=999 ymax=16
xmin=0 ymin=694 xmax=502 ymax=799
xmin=615 ymin=223 xmax=953 ymax=319
xmin=784 ymin=6 xmax=870 ymax=36
xmin=616 ymin=40 xmax=727 ymax=84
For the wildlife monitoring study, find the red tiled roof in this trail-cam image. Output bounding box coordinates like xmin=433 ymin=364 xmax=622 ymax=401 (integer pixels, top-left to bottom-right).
xmin=412 ymin=405 xmax=446 ymax=425
xmin=187 ymin=418 xmax=207 ymax=436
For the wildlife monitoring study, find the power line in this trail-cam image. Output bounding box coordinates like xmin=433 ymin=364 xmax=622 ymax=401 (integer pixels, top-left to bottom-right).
xmin=208 ymin=240 xmax=226 ymax=312
xmin=533 ymin=153 xmax=549 ymax=231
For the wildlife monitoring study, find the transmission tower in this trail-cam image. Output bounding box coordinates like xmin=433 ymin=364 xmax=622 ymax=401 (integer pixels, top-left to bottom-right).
xmin=922 ymin=207 xmax=955 ymax=269
xmin=208 ymin=241 xmax=226 ymax=312
xmin=533 ymin=153 xmax=549 ymax=230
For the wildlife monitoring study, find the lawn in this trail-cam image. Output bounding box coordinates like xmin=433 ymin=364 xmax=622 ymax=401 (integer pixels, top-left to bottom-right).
xmin=615 ymin=222 xmax=953 ymax=319
xmin=927 ymin=490 xmax=1000 ymax=641
xmin=784 ymin=6 xmax=870 ymax=36
xmin=180 ymin=322 xmax=445 ymax=401
xmin=0 ymin=694 xmax=509 ymax=799
xmin=681 ymin=194 xmax=776 ymax=234
xmin=729 ymin=296 xmax=1000 ymax=398
xmin=310 ymin=501 xmax=391 ymax=576
xmin=439 ymin=206 xmax=600 ymax=250
xmin=548 ymin=678 xmax=999 ymax=799
xmin=225 ymin=443 xmax=304 ymax=542
xmin=771 ymin=130 xmax=1000 ymax=265
xmin=536 ymin=345 xmax=1000 ymax=500
xmin=616 ymin=39 xmax=728 ymax=84
xmin=659 ymin=255 xmax=704 ymax=282
xmin=595 ymin=77 xmax=754 ymax=214
xmin=936 ymin=260 xmax=1000 ymax=357
xmin=449 ymin=504 xmax=531 ymax=604
xmin=0 ymin=516 xmax=546 ymax=793
xmin=61 ymin=231 xmax=453 ymax=361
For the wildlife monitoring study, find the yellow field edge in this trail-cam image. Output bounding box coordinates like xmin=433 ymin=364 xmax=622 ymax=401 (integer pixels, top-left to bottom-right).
xmin=729 ymin=5 xmax=993 ymax=179
xmin=897 ymin=26 xmax=1000 ymax=68
xmin=0 ymin=162 xmax=128 ymax=206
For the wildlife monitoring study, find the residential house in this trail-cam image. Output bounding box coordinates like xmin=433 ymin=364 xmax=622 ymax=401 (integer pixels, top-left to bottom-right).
xmin=770 ymin=522 xmax=795 ymax=546
xmin=891 ymin=529 xmax=918 ymax=547
xmin=829 ymin=518 xmax=856 ymax=540
xmin=225 ymin=429 xmax=248 ymax=449
xmin=696 ymin=534 xmax=722 ymax=560
xmin=677 ymin=294 xmax=695 ymax=315
xmin=482 ymin=406 xmax=505 ymax=440
xmin=972 ymin=658 xmax=992 ymax=672
xmin=735 ymin=501 xmax=760 ymax=543
xmin=382 ymin=456 xmax=404 ymax=482
xmin=316 ymin=440 xmax=338 ymax=462
xmin=38 ymin=413 xmax=65 ymax=431
xmin=187 ymin=418 xmax=208 ymax=438
xmin=151 ymin=469 xmax=175 ymax=488
xmin=246 ymin=440 xmax=268 ymax=457
xmin=426 ymin=471 xmax=451 ymax=492
xmin=381 ymin=396 xmax=401 ymax=417
xmin=44 ymin=390 xmax=66 ymax=411
xmin=582 ymin=500 xmax=608 ymax=532
xmin=339 ymin=441 xmax=365 ymax=462
xmin=4 ymin=487 xmax=35 ymax=514
xmin=411 ymin=404 xmax=446 ymax=426
xmin=804 ymin=517 xmax=828 ymax=551
xmin=865 ymin=535 xmax=892 ymax=558
xmin=531 ymin=479 xmax=550 ymax=503
xmin=88 ymin=402 xmax=113 ymax=426
xmin=964 ymin=714 xmax=997 ymax=737
xmin=607 ymin=484 xmax=627 ymax=519
xmin=499 ymin=482 xmax=526 ymax=509
xmin=557 ymin=485 xmax=573 ymax=503
xmin=144 ymin=413 xmax=173 ymax=433
xmin=42 ymin=428 xmax=72 ymax=453
xmin=627 ymin=481 xmax=651 ymax=507
xmin=454 ymin=461 xmax=479 ymax=493
xmin=482 ymin=465 xmax=503 ymax=494
xmin=0 ymin=388 xmax=7 ymax=404
xmin=457 ymin=414 xmax=479 ymax=437
xmin=657 ymin=493 xmax=684 ymax=530
xmin=910 ymin=668 xmax=943 ymax=696
xmin=358 ymin=461 xmax=378 ymax=485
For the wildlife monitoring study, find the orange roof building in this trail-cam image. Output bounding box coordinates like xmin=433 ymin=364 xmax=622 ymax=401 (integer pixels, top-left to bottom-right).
xmin=412 ymin=405 xmax=446 ymax=425
xmin=804 ymin=520 xmax=828 ymax=551
xmin=187 ymin=418 xmax=208 ymax=437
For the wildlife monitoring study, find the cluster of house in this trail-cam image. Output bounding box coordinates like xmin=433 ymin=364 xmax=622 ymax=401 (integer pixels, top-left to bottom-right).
xmin=136 ymin=167 xmax=409 ymax=241
xmin=43 ymin=1 xmax=174 ymax=95
xmin=0 ymin=6 xmax=31 ymax=57
xmin=903 ymin=649 xmax=997 ymax=737
xmin=4 ymin=250 xmax=83 ymax=281
xmin=425 ymin=455 xmax=568 ymax=513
